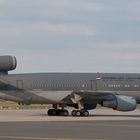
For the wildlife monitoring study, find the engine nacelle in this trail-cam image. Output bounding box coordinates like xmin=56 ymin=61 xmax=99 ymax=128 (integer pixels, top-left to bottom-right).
xmin=84 ymin=103 xmax=97 ymax=110
xmin=0 ymin=56 xmax=17 ymax=73
xmin=102 ymin=95 xmax=137 ymax=111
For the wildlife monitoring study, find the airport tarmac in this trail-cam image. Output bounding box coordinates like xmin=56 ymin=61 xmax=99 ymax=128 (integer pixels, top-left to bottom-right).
xmin=0 ymin=108 xmax=140 ymax=122
xmin=0 ymin=109 xmax=140 ymax=140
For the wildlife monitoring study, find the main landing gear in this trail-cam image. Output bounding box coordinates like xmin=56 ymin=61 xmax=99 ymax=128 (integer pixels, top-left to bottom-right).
xmin=48 ymin=109 xmax=69 ymax=116
xmin=71 ymin=110 xmax=89 ymax=117
xmin=48 ymin=109 xmax=89 ymax=117
xmin=47 ymin=102 xmax=90 ymax=117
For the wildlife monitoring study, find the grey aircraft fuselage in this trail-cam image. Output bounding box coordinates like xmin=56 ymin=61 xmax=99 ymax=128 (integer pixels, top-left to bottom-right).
xmin=0 ymin=72 xmax=140 ymax=105
xmin=0 ymin=56 xmax=139 ymax=116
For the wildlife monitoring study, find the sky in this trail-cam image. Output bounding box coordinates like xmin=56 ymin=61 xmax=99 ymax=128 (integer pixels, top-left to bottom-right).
xmin=0 ymin=0 xmax=140 ymax=73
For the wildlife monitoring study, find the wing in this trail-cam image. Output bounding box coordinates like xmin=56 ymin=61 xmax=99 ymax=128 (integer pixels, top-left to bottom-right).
xmin=62 ymin=90 xmax=118 ymax=104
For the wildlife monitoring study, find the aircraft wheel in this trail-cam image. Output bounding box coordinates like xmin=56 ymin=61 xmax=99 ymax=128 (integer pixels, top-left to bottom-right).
xmin=51 ymin=109 xmax=57 ymax=116
xmin=75 ymin=110 xmax=81 ymax=117
xmin=63 ymin=110 xmax=69 ymax=116
xmin=82 ymin=110 xmax=89 ymax=117
xmin=57 ymin=110 xmax=62 ymax=116
xmin=48 ymin=109 xmax=52 ymax=116
xmin=71 ymin=110 xmax=76 ymax=116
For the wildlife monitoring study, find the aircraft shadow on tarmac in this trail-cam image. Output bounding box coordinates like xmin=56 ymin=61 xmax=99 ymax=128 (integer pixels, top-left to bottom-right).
xmin=91 ymin=114 xmax=140 ymax=118
xmin=34 ymin=113 xmax=140 ymax=118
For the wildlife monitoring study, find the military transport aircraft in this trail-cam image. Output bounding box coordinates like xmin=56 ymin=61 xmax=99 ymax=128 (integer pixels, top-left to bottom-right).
xmin=0 ymin=55 xmax=139 ymax=116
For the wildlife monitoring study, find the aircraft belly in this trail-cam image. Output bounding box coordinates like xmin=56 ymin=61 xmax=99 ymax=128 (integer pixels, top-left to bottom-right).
xmin=1 ymin=89 xmax=140 ymax=105
xmin=28 ymin=90 xmax=72 ymax=104
xmin=0 ymin=91 xmax=21 ymax=102
xmin=0 ymin=90 xmax=73 ymax=104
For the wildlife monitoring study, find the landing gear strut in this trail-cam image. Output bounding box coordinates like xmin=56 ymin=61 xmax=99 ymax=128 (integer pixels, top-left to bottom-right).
xmin=70 ymin=94 xmax=90 ymax=117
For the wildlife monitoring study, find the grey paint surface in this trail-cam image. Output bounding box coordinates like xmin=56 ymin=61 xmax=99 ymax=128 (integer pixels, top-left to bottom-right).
xmin=0 ymin=72 xmax=140 ymax=105
xmin=0 ymin=56 xmax=140 ymax=110
xmin=0 ymin=56 xmax=17 ymax=72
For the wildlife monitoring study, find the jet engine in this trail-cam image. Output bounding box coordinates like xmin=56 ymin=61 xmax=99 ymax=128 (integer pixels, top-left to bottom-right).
xmin=102 ymin=95 xmax=137 ymax=111
xmin=84 ymin=103 xmax=97 ymax=110
xmin=0 ymin=56 xmax=17 ymax=74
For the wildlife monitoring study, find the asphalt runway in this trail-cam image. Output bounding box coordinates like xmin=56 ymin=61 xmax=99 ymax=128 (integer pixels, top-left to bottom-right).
xmin=0 ymin=109 xmax=140 ymax=140
xmin=0 ymin=120 xmax=140 ymax=140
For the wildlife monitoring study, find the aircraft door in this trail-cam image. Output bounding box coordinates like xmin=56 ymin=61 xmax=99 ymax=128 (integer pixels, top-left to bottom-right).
xmin=17 ymin=80 xmax=23 ymax=90
xmin=91 ymin=80 xmax=97 ymax=90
